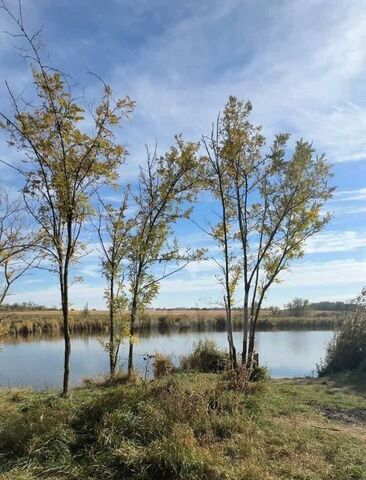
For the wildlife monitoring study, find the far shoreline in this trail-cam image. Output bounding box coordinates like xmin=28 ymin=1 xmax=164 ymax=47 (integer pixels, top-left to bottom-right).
xmin=0 ymin=308 xmax=345 ymax=336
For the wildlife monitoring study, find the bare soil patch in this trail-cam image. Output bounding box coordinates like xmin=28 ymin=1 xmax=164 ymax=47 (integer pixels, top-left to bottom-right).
xmin=319 ymin=405 xmax=366 ymax=425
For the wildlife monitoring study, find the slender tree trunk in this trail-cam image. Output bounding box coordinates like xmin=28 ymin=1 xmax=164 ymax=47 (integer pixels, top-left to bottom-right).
xmin=247 ymin=284 xmax=268 ymax=366
xmin=242 ymin=288 xmax=249 ymax=365
xmin=225 ymin=306 xmax=233 ymax=364
xmin=248 ymin=328 xmax=255 ymax=363
xmin=216 ymin=164 xmax=237 ymax=369
xmin=235 ymin=179 xmax=249 ymax=367
xmin=247 ymin=313 xmax=256 ymax=366
xmin=247 ymin=296 xmax=264 ymax=365
xmin=0 ymin=287 xmax=9 ymax=305
xmin=109 ymin=275 xmax=115 ymax=376
xmin=128 ymin=297 xmax=137 ymax=376
xmin=226 ymin=331 xmax=232 ymax=363
xmin=225 ymin=289 xmax=237 ymax=368
xmin=61 ymin=266 xmax=71 ymax=396
xmin=227 ymin=306 xmax=237 ymax=369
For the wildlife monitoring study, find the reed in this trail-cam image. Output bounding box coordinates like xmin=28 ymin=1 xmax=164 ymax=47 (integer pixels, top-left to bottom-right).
xmin=0 ymin=308 xmax=346 ymax=337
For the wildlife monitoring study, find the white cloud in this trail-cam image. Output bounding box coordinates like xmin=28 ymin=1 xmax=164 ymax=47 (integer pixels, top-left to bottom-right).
xmin=334 ymin=187 xmax=366 ymax=202
xmin=305 ymin=230 xmax=366 ymax=254
xmin=79 ymin=264 xmax=102 ymax=279
xmin=280 ymin=258 xmax=366 ymax=288
xmin=10 ymin=283 xmax=105 ymax=309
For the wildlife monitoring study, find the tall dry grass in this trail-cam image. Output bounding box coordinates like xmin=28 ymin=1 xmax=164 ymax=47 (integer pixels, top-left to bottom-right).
xmin=0 ymin=308 xmax=345 ymax=337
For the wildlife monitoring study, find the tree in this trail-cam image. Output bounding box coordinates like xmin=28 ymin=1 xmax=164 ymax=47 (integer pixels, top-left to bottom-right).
xmin=286 ymin=298 xmax=310 ymax=318
xmin=204 ymin=97 xmax=333 ymax=366
xmin=96 ymin=191 xmax=133 ymax=376
xmin=311 ymin=301 xmax=354 ymax=312
xmin=0 ymin=185 xmax=36 ymax=305
xmin=201 ymin=129 xmax=241 ymax=369
xmin=0 ymin=2 xmax=134 ymax=394
xmin=127 ymin=138 xmax=203 ymax=375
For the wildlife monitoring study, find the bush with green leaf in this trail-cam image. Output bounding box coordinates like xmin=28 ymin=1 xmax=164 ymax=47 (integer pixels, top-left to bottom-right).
xmin=318 ymin=289 xmax=366 ymax=375
xmin=180 ymin=340 xmax=229 ymax=373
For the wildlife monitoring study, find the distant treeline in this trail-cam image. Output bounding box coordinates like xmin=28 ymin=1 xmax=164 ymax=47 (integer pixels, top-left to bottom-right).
xmin=155 ymin=301 xmax=356 ymax=313
xmin=309 ymin=301 xmax=355 ymax=312
xmin=0 ymin=302 xmax=56 ymax=311
xmin=0 ymin=301 xmax=355 ymax=313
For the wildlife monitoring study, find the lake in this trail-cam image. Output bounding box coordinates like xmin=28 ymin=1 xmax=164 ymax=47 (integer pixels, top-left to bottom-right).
xmin=0 ymin=329 xmax=334 ymax=390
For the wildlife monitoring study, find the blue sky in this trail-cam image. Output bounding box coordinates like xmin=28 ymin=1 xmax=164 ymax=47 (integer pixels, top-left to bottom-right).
xmin=1 ymin=0 xmax=366 ymax=309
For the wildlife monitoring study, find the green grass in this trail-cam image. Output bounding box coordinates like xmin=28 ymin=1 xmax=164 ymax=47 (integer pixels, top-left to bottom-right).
xmin=0 ymin=371 xmax=365 ymax=479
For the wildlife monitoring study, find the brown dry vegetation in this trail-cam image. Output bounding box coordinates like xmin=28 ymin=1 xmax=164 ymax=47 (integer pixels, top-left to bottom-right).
xmin=0 ymin=308 xmax=345 ymax=337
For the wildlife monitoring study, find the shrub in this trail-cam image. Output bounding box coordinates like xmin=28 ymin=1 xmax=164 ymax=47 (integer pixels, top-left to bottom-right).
xmin=318 ymin=296 xmax=366 ymax=375
xmin=219 ymin=367 xmax=252 ymax=393
xmin=180 ymin=340 xmax=229 ymax=373
xmin=154 ymin=353 xmax=175 ymax=378
xmin=219 ymin=367 xmax=266 ymax=394
xmin=250 ymin=365 xmax=270 ymax=382
xmin=219 ymin=365 xmax=268 ymax=393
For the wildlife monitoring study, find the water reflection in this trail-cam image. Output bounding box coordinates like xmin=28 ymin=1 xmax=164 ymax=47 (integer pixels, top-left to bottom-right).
xmin=0 ymin=329 xmax=334 ymax=390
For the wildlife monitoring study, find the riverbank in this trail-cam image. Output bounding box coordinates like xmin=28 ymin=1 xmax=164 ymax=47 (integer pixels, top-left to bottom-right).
xmin=0 ymin=371 xmax=365 ymax=479
xmin=0 ymin=308 xmax=345 ymax=336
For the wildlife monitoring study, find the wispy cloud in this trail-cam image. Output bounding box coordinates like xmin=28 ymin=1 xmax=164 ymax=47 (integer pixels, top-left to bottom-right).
xmin=108 ymin=0 xmax=366 ymax=167
xmin=334 ymin=188 xmax=366 ymax=202
xmin=305 ymin=231 xmax=366 ymax=254
xmin=10 ymin=283 xmax=105 ymax=309
xmin=280 ymin=258 xmax=366 ymax=288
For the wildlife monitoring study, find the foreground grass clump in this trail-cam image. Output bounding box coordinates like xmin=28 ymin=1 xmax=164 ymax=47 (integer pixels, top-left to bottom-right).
xmin=0 ymin=372 xmax=365 ymax=479
xmin=154 ymin=352 xmax=175 ymax=378
xmin=181 ymin=339 xmax=229 ymax=372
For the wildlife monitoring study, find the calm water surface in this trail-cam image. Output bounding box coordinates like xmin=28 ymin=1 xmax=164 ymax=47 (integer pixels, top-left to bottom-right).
xmin=0 ymin=329 xmax=334 ymax=390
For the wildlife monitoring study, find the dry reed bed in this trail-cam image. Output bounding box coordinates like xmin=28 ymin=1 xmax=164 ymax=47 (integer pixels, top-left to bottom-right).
xmin=0 ymin=309 xmax=345 ymax=336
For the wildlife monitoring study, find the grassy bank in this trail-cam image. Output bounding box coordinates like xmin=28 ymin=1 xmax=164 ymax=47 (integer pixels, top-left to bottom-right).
xmin=0 ymin=371 xmax=365 ymax=479
xmin=0 ymin=308 xmax=345 ymax=336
